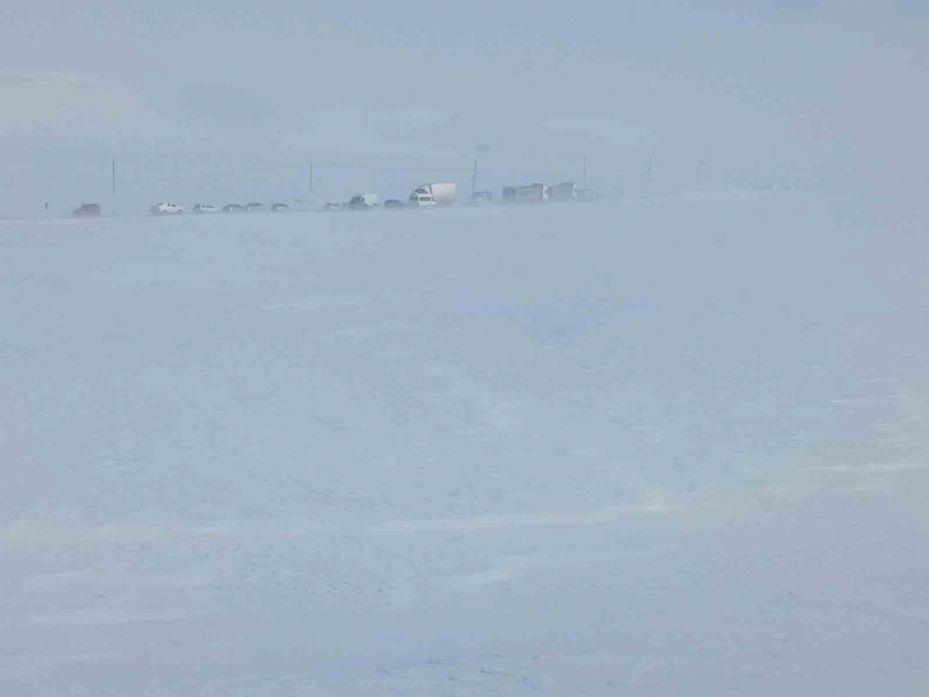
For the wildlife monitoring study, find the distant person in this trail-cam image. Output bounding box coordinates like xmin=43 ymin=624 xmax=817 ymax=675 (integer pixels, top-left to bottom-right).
xmin=44 ymin=201 xmax=49 ymax=213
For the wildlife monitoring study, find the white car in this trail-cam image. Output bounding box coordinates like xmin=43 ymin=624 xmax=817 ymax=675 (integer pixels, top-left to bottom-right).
xmin=193 ymin=203 xmax=218 ymax=214
xmin=151 ymin=202 xmax=183 ymax=215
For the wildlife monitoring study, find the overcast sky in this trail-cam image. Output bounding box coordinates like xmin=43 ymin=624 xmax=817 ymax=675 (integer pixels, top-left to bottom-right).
xmin=1 ymin=1 xmax=927 ymax=208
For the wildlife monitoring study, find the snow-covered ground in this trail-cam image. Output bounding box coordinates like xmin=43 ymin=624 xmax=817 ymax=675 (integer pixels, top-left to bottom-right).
xmin=2 ymin=193 xmax=928 ymax=695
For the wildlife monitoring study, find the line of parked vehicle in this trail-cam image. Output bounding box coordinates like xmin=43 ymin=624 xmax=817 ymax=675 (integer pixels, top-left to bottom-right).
xmin=149 ymin=201 xmax=291 ymax=215
xmin=323 ymin=180 xmax=598 ymax=211
xmin=69 ymin=180 xmax=597 ymax=218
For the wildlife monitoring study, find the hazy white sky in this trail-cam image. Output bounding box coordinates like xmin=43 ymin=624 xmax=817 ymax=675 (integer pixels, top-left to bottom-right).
xmin=1 ymin=0 xmax=927 ymax=206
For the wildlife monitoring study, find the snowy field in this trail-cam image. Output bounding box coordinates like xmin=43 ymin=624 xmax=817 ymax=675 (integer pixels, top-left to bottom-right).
xmin=2 ymin=193 xmax=928 ymax=695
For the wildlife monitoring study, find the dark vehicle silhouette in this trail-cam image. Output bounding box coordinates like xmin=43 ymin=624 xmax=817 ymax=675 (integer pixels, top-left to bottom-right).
xmin=72 ymin=203 xmax=101 ymax=217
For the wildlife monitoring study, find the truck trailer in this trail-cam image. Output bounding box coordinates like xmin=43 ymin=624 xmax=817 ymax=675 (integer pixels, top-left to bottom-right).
xmin=548 ymin=182 xmax=578 ymax=201
xmin=514 ymin=183 xmax=549 ymax=203
xmin=409 ymin=182 xmax=456 ymax=207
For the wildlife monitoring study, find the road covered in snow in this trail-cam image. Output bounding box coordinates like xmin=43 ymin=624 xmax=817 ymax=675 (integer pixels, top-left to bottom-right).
xmin=2 ymin=192 xmax=928 ymax=695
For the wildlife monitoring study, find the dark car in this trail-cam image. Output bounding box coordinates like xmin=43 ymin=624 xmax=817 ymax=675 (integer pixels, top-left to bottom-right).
xmin=223 ymin=203 xmax=246 ymax=213
xmin=72 ymin=203 xmax=101 ymax=217
xmin=245 ymin=202 xmax=264 ymax=212
xmin=469 ymin=190 xmax=493 ymax=205
xmin=271 ymin=203 xmax=290 ymax=213
xmin=383 ymin=199 xmax=405 ymax=209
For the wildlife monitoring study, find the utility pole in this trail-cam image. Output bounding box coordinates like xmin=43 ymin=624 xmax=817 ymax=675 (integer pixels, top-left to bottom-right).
xmin=471 ymin=158 xmax=478 ymax=194
xmin=111 ymin=159 xmax=117 ymax=197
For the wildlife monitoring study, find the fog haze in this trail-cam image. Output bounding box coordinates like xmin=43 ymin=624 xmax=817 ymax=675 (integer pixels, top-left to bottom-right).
xmin=3 ymin=4 xmax=929 ymax=696
xmin=2 ymin=1 xmax=927 ymax=213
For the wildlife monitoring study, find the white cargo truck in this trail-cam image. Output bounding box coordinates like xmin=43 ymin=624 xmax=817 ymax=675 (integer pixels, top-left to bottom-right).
xmin=408 ymin=182 xmax=456 ymax=207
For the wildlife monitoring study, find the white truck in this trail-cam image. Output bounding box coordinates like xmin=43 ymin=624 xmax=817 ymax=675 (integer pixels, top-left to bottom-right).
xmin=408 ymin=182 xmax=456 ymax=208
